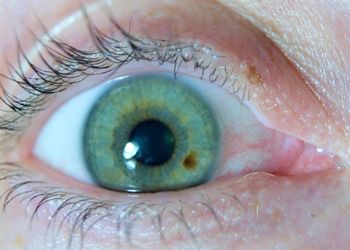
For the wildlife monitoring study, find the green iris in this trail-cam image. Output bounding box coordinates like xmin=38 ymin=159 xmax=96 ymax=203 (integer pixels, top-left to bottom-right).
xmin=83 ymin=74 xmax=220 ymax=192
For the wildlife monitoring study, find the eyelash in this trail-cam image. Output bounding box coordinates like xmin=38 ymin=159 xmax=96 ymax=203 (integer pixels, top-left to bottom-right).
xmin=0 ymin=10 xmax=251 ymax=248
xmin=0 ymin=162 xmax=243 ymax=249
xmin=0 ymin=11 xmax=249 ymax=135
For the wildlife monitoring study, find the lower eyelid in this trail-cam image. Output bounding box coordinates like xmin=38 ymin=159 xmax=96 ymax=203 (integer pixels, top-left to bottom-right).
xmin=1 ymin=163 xmax=346 ymax=249
xmin=1 ymin=164 xmax=243 ymax=247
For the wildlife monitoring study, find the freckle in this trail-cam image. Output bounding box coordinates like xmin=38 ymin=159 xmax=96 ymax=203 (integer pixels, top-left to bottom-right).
xmin=13 ymin=235 xmax=25 ymax=248
xmin=271 ymin=209 xmax=283 ymax=222
xmin=246 ymin=65 xmax=262 ymax=85
xmin=183 ymin=152 xmax=197 ymax=170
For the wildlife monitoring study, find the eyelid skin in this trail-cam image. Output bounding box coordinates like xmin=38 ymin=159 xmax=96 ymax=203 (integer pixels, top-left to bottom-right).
xmin=218 ymin=0 xmax=350 ymax=115
xmin=128 ymin=0 xmax=349 ymax=163
xmin=0 ymin=1 xmax=350 ymax=249
xmin=217 ymin=0 xmax=350 ymax=162
xmin=1 ymin=0 xmax=348 ymax=164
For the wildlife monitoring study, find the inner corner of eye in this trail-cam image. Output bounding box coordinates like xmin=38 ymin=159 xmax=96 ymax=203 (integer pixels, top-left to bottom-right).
xmin=31 ymin=70 xmax=337 ymax=194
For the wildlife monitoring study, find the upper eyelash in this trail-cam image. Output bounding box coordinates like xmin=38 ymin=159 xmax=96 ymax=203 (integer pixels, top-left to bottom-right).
xmin=0 ymin=9 xmax=245 ymax=135
xmin=0 ymin=163 xmax=243 ymax=250
xmin=0 ymin=11 xmax=250 ymax=249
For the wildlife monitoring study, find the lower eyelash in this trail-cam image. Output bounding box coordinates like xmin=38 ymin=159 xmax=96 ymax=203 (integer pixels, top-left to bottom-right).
xmin=0 ymin=163 xmax=243 ymax=249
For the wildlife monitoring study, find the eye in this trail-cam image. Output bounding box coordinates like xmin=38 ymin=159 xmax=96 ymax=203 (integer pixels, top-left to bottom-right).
xmin=15 ymin=14 xmax=339 ymax=194
xmin=34 ymin=73 xmax=222 ymax=192
xmin=1 ymin=2 xmax=348 ymax=249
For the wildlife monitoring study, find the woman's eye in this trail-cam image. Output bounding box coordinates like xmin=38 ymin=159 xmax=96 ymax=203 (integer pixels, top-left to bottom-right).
xmin=16 ymin=15 xmax=339 ymax=194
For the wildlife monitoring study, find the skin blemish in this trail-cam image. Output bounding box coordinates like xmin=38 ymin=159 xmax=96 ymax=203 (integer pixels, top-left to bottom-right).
xmin=183 ymin=151 xmax=197 ymax=170
xmin=13 ymin=235 xmax=25 ymax=248
xmin=246 ymin=65 xmax=262 ymax=85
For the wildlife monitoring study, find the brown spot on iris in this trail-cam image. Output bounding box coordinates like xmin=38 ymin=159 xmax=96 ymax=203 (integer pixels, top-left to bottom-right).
xmin=246 ymin=65 xmax=262 ymax=85
xmin=183 ymin=151 xmax=197 ymax=170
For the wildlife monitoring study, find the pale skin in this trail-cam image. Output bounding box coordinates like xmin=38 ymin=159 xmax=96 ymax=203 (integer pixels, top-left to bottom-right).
xmin=0 ymin=0 xmax=349 ymax=249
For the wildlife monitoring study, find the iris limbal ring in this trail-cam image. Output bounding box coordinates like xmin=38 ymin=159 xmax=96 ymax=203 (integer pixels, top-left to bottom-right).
xmin=83 ymin=74 xmax=221 ymax=192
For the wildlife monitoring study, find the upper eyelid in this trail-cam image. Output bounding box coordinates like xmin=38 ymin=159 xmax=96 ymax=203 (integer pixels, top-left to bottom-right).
xmin=3 ymin=4 xmax=348 ymax=163
xmin=219 ymin=1 xmax=349 ymax=110
xmin=0 ymin=12 xmax=243 ymax=134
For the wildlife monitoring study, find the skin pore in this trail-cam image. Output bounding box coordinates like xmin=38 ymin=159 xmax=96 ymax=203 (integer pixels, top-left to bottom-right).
xmin=0 ymin=0 xmax=349 ymax=249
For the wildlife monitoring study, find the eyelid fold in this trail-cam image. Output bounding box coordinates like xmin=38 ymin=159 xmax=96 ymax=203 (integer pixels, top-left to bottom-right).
xmin=1 ymin=0 xmax=347 ymax=165
xmin=0 ymin=2 xmax=348 ymax=249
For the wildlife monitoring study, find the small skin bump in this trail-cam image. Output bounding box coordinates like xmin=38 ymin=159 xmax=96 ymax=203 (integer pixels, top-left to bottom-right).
xmin=246 ymin=65 xmax=262 ymax=85
xmin=183 ymin=151 xmax=197 ymax=170
xmin=13 ymin=235 xmax=25 ymax=248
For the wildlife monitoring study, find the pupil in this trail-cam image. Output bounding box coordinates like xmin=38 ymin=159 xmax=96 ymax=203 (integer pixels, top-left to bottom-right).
xmin=127 ymin=120 xmax=175 ymax=166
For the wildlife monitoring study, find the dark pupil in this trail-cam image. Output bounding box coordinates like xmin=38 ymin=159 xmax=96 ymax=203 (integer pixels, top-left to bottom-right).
xmin=128 ymin=120 xmax=175 ymax=166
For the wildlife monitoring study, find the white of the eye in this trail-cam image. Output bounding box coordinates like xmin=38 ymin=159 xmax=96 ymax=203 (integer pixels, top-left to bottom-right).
xmin=34 ymin=79 xmax=118 ymax=184
xmin=34 ymin=72 xmax=268 ymax=185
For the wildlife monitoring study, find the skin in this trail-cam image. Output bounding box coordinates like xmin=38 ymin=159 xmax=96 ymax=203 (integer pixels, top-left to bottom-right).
xmin=0 ymin=0 xmax=349 ymax=249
